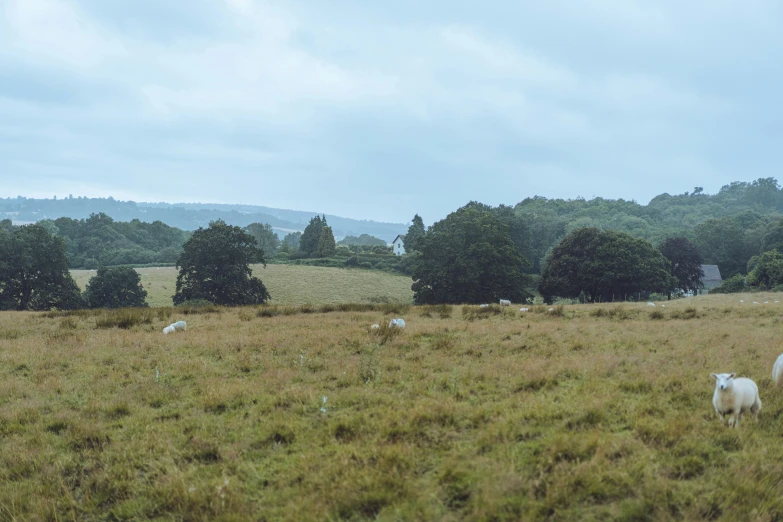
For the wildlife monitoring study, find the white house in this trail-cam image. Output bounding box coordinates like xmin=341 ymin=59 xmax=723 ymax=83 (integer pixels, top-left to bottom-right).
xmin=391 ymin=234 xmax=406 ymax=256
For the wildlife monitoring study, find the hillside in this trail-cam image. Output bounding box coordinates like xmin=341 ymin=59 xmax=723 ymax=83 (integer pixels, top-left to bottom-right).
xmin=3 ymin=295 xmax=783 ymax=519
xmin=70 ymin=264 xmax=414 ymax=307
xmin=0 ymin=197 xmax=407 ymax=241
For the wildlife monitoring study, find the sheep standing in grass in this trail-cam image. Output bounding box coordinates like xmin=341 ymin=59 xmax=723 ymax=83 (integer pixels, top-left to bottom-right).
xmin=499 ymin=299 xmax=511 ymax=306
xmin=479 ymin=304 xmax=489 ymax=308
xmin=772 ymin=354 xmax=783 ymax=386
xmin=710 ymin=373 xmax=761 ymax=428
xmin=163 ymin=320 xmax=187 ymax=335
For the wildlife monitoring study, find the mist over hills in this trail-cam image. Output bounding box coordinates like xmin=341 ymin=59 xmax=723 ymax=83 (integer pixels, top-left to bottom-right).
xmin=0 ymin=197 xmax=408 ymax=242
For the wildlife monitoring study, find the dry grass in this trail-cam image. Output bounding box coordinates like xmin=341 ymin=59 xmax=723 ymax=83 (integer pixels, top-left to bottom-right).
xmin=3 ymin=292 xmax=783 ymax=520
xmin=71 ymin=264 xmax=415 ymax=307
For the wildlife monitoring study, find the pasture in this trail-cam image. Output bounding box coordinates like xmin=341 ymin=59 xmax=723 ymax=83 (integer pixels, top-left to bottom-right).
xmin=70 ymin=264 xmax=415 ymax=307
xmin=3 ymin=294 xmax=783 ymax=520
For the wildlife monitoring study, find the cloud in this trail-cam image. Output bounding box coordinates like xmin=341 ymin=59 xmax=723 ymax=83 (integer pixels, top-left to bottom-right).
xmin=0 ymin=0 xmax=780 ymax=223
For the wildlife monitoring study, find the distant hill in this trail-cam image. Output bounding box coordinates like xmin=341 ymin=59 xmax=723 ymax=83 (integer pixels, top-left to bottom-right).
xmin=0 ymin=197 xmax=407 ymax=242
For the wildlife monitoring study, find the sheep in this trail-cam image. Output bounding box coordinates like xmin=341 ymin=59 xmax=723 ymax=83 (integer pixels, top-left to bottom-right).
xmin=163 ymin=320 xmax=187 ymax=335
xmin=389 ymin=318 xmax=406 ymax=328
xmin=710 ymin=372 xmax=761 ymax=428
xmin=370 ymin=324 xmax=380 ymax=330
xmin=520 ymin=308 xmax=529 ymax=312
xmin=499 ymin=299 xmax=511 ymax=306
xmin=479 ymin=304 xmax=489 ymax=308
xmin=772 ymin=354 xmax=783 ymax=387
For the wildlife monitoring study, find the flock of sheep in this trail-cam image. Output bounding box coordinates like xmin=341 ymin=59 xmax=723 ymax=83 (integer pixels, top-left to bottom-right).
xmin=160 ymin=301 xmax=783 ymax=430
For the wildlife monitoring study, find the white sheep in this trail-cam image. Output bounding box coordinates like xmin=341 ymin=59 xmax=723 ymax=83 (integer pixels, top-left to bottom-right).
xmin=647 ymin=302 xmax=655 ymax=307
xmin=710 ymin=372 xmax=761 ymax=428
xmin=520 ymin=308 xmax=529 ymax=312
xmin=499 ymin=299 xmax=511 ymax=306
xmin=371 ymin=324 xmax=380 ymax=330
xmin=772 ymin=354 xmax=783 ymax=387
xmin=163 ymin=320 xmax=187 ymax=335
xmin=479 ymin=304 xmax=489 ymax=308
xmin=389 ymin=318 xmax=406 ymax=328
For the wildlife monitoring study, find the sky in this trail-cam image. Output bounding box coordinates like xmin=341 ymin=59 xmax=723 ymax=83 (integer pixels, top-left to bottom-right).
xmin=1 ymin=0 xmax=782 ymax=225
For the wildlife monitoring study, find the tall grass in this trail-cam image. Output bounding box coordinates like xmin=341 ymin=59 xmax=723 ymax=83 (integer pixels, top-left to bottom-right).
xmin=3 ymin=292 xmax=783 ymax=520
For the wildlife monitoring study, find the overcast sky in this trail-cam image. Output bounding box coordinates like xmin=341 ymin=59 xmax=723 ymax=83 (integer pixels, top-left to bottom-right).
xmin=1 ymin=1 xmax=782 ymax=224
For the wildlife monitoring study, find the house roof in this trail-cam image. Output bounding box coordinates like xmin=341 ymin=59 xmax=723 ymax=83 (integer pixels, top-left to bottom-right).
xmin=700 ymin=264 xmax=722 ymax=282
xmin=392 ymin=234 xmax=406 ymax=244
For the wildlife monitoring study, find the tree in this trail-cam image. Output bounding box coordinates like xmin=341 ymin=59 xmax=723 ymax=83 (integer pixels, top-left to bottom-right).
xmin=539 ymin=228 xmax=676 ymax=303
xmin=84 ymin=266 xmax=148 ymax=308
xmin=410 ymin=205 xmax=533 ymax=304
xmin=337 ymin=234 xmax=386 ymax=247
xmin=403 ymin=214 xmax=426 ymax=253
xmin=316 ymin=226 xmax=336 ymax=257
xmin=300 ymin=215 xmax=326 ymax=257
xmin=658 ymin=237 xmax=704 ymax=298
xmin=281 ymin=231 xmax=302 ymax=251
xmin=0 ymin=224 xmax=84 ymax=310
xmin=243 ymin=223 xmax=280 ymax=256
xmin=173 ymin=220 xmax=270 ymax=306
xmin=746 ymin=250 xmax=783 ymax=290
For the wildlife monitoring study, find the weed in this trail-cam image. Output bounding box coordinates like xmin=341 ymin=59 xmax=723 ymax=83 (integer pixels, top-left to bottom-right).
xmin=95 ymin=308 xmax=155 ymax=329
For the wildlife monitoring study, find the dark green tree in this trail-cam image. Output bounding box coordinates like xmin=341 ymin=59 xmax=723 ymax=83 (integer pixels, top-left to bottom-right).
xmin=243 ymin=223 xmax=280 ymax=256
xmin=411 ymin=205 xmax=533 ymax=304
xmin=316 ymin=226 xmax=336 ymax=257
xmin=84 ymin=266 xmax=148 ymax=308
xmin=694 ymin=213 xmax=765 ymax=277
xmin=337 ymin=234 xmax=387 ymax=247
xmin=403 ymin=214 xmax=426 ymax=253
xmin=746 ymin=250 xmax=783 ymax=290
xmin=539 ymin=228 xmax=676 ymax=303
xmin=300 ymin=215 xmax=326 ymax=257
xmin=658 ymin=237 xmax=704 ymax=298
xmin=173 ymin=220 xmax=270 ymax=306
xmin=0 ymin=224 xmax=84 ymax=310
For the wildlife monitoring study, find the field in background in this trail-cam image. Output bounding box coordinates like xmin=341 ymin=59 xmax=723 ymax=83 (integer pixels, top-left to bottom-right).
xmin=71 ymin=264 xmax=414 ymax=307
xmin=3 ymin=293 xmax=783 ymax=520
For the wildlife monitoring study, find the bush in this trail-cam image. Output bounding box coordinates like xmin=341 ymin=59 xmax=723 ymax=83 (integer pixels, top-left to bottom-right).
xmin=709 ymin=274 xmax=746 ymax=294
xmin=84 ymin=266 xmax=148 ymax=309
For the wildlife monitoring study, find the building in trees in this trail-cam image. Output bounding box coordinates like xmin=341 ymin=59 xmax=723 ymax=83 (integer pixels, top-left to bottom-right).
xmin=392 ymin=234 xmax=406 ymax=256
xmin=699 ymin=264 xmax=723 ymax=293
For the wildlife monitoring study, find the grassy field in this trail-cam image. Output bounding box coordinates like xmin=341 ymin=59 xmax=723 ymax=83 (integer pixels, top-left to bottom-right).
xmin=70 ymin=264 xmax=415 ymax=307
xmin=3 ymin=294 xmax=783 ymax=520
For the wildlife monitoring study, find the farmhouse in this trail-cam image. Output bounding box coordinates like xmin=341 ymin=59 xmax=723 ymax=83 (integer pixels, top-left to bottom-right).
xmin=392 ymin=234 xmax=406 ymax=256
xmin=700 ymin=264 xmax=722 ymax=293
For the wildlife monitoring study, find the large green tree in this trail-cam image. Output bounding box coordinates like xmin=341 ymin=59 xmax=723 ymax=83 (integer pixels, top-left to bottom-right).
xmin=746 ymin=250 xmax=783 ymax=290
xmin=0 ymin=224 xmax=84 ymax=310
xmin=243 ymin=223 xmax=280 ymax=256
xmin=694 ymin=212 xmax=765 ymax=277
xmin=316 ymin=226 xmax=336 ymax=257
xmin=84 ymin=266 xmax=148 ymax=308
xmin=337 ymin=234 xmax=386 ymax=247
xmin=173 ymin=220 xmax=270 ymax=306
xmin=658 ymin=237 xmax=704 ymax=298
xmin=403 ymin=214 xmax=426 ymax=253
xmin=539 ymin=228 xmax=676 ymax=303
xmin=300 ymin=215 xmax=326 ymax=257
xmin=411 ymin=205 xmax=533 ymax=304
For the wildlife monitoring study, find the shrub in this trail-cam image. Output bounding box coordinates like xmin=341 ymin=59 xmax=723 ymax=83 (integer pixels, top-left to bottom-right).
xmin=95 ymin=308 xmax=156 ymax=329
xmin=84 ymin=266 xmax=148 ymax=309
xmin=709 ymin=274 xmax=746 ymax=294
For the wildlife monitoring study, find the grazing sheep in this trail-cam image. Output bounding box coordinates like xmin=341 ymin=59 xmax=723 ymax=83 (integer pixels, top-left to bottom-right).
xmin=371 ymin=324 xmax=380 ymax=330
xmin=772 ymin=354 xmax=783 ymax=387
xmin=520 ymin=308 xmax=529 ymax=312
xmin=647 ymin=302 xmax=656 ymax=307
xmin=710 ymin=373 xmax=761 ymax=428
xmin=163 ymin=320 xmax=187 ymax=335
xmin=389 ymin=318 xmax=406 ymax=328
xmin=479 ymin=304 xmax=489 ymax=308
xmin=499 ymin=299 xmax=511 ymax=306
